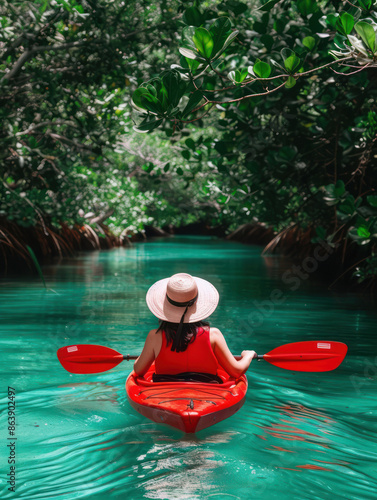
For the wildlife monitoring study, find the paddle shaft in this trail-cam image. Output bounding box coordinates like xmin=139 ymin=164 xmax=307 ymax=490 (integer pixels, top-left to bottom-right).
xmin=124 ymin=354 xmax=139 ymax=361
xmin=129 ymin=354 xmax=260 ymax=361
xmin=106 ymin=353 xmax=343 ymax=363
xmin=234 ymin=354 xmax=263 ymax=361
xmin=63 ymin=351 xmax=342 ymax=364
xmin=64 ymin=354 xmax=261 ymax=363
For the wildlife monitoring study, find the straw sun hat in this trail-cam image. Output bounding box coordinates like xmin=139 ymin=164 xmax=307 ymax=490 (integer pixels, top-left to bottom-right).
xmin=146 ymin=273 xmax=219 ymax=324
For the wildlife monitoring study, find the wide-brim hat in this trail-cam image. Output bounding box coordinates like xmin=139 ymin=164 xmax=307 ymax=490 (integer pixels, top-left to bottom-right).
xmin=146 ymin=273 xmax=219 ymax=323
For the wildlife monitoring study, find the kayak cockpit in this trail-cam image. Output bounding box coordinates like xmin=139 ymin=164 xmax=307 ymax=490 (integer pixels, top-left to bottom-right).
xmin=135 ymin=362 xmax=238 ymax=387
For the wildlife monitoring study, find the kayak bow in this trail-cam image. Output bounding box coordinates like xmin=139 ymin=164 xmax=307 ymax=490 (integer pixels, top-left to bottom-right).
xmin=126 ymin=362 xmax=247 ymax=433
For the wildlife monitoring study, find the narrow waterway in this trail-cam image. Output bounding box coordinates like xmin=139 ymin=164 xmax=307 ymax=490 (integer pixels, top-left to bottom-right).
xmin=0 ymin=236 xmax=376 ymax=500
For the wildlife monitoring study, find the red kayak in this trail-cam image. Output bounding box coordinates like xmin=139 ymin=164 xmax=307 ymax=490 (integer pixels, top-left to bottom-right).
xmin=126 ymin=362 xmax=248 ymax=433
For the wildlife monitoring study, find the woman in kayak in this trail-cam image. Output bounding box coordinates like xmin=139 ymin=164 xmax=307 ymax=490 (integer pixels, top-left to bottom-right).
xmin=134 ymin=273 xmax=256 ymax=381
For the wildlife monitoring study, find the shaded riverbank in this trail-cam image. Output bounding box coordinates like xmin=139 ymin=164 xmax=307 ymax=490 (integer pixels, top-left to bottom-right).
xmin=1 ymin=218 xmax=375 ymax=291
xmin=226 ymin=223 xmax=377 ymax=291
xmin=0 ymin=217 xmax=130 ymax=274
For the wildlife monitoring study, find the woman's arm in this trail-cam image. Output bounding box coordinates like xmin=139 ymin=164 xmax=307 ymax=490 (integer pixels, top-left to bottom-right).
xmin=133 ymin=329 xmax=158 ymax=376
xmin=211 ymin=327 xmax=256 ymax=378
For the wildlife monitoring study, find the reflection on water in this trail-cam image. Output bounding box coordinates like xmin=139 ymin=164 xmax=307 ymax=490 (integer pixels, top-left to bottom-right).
xmin=1 ymin=236 xmax=377 ymax=500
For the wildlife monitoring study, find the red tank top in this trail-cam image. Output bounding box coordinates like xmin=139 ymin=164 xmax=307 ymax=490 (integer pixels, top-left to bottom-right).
xmin=155 ymin=327 xmax=218 ymax=375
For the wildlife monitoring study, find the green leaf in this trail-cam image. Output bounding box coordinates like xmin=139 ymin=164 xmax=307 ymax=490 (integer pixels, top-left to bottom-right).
xmin=161 ymin=70 xmax=186 ymax=108
xmin=284 ymin=54 xmax=301 ymax=73
xmin=357 ymin=0 xmax=372 ymax=10
xmin=179 ymin=55 xmax=201 ymax=73
xmin=347 ymin=34 xmax=369 ymax=57
xmin=218 ymin=194 xmax=228 ymax=203
xmin=273 ymin=18 xmax=286 ymax=33
xmin=164 ymin=163 xmax=170 ymax=172
xmin=326 ymin=14 xmax=338 ymax=29
xmin=253 ymin=59 xmax=271 ymax=78
xmin=357 ymin=226 xmax=371 ymax=238
xmin=303 ymin=36 xmax=316 ymax=51
xmin=140 ymin=93 xmax=163 ymax=115
xmin=259 ymin=0 xmax=281 ymax=12
xmin=334 ymin=180 xmax=346 ymax=198
xmin=209 ymin=17 xmax=232 ymax=59
xmin=185 ymin=138 xmax=196 ymax=150
xmin=338 ymin=195 xmax=356 ymax=215
xmin=367 ymin=195 xmax=377 ymax=207
xmin=132 ymin=87 xmax=151 ymax=110
xmin=182 ymin=91 xmax=204 ymax=117
xmin=270 ymin=58 xmax=285 ymax=72
xmin=160 ymin=80 xmax=170 ymax=111
xmin=133 ymin=117 xmax=163 ymax=132
xmin=142 ymin=162 xmax=154 ymax=173
xmin=324 ymin=182 xmax=343 ymax=206
xmin=212 ymin=30 xmax=238 ymax=59
xmin=229 ymin=68 xmax=248 ymax=83
xmin=193 ymin=28 xmax=214 ymax=59
xmin=349 ymin=227 xmax=371 ymax=245
xmin=297 ymin=0 xmax=317 ymax=16
xmin=145 ymin=84 xmax=157 ymax=97
xmin=181 ymin=150 xmax=191 ymax=160
xmin=285 ymin=76 xmax=296 ymax=88
xmin=187 ymin=58 xmax=201 ymax=72
xmin=182 ymin=26 xmax=197 ymax=51
xmin=355 ymin=21 xmax=377 ymax=52
xmin=238 ymin=68 xmax=249 ymax=82
xmin=182 ymin=7 xmax=203 ymax=27
xmin=179 ymin=47 xmax=203 ymax=61
xmin=336 ymin=12 xmax=354 ymax=36
xmin=39 ymin=0 xmax=49 ymax=14
xmin=176 ymin=167 xmax=184 ymax=175
xmin=225 ymin=0 xmax=247 ymax=15
xmin=261 ymin=34 xmax=274 ymax=50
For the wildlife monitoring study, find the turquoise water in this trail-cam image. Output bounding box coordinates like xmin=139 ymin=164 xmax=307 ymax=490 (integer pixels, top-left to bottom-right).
xmin=0 ymin=236 xmax=376 ymax=500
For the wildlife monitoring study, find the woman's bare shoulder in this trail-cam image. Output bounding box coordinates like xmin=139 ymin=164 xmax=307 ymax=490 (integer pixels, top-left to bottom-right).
xmin=209 ymin=327 xmax=222 ymax=335
xmin=209 ymin=327 xmax=223 ymax=341
xmin=146 ymin=328 xmax=160 ymax=341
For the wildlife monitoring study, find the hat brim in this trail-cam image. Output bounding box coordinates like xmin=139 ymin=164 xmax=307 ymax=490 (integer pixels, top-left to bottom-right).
xmin=146 ymin=276 xmax=219 ymax=323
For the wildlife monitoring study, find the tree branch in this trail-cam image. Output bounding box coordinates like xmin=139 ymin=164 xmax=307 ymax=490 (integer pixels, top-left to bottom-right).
xmin=49 ymin=133 xmax=96 ymax=152
xmin=1 ymin=40 xmax=101 ymax=82
xmin=89 ymin=209 xmax=114 ymax=225
xmin=184 ymin=81 xmax=287 ymax=119
xmin=15 ymin=119 xmax=79 ymax=136
xmin=330 ymin=62 xmax=372 ymax=76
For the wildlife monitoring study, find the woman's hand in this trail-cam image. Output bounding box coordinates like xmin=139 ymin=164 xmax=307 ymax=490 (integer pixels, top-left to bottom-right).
xmin=241 ymin=350 xmax=257 ymax=360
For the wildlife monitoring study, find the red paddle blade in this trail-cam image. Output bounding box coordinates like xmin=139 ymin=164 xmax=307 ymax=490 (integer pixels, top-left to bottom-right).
xmin=57 ymin=344 xmax=124 ymax=374
xmin=263 ymin=341 xmax=348 ymax=372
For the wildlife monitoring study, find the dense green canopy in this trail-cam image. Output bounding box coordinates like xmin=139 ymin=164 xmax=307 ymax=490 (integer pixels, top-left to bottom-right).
xmin=1 ymin=0 xmax=376 ymax=284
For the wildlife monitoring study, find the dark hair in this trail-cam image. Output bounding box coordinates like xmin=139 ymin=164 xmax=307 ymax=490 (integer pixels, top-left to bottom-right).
xmin=156 ymin=320 xmax=210 ymax=353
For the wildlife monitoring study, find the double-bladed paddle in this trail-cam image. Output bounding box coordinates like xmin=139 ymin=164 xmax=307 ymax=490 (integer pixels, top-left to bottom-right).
xmin=57 ymin=340 xmax=347 ymax=374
